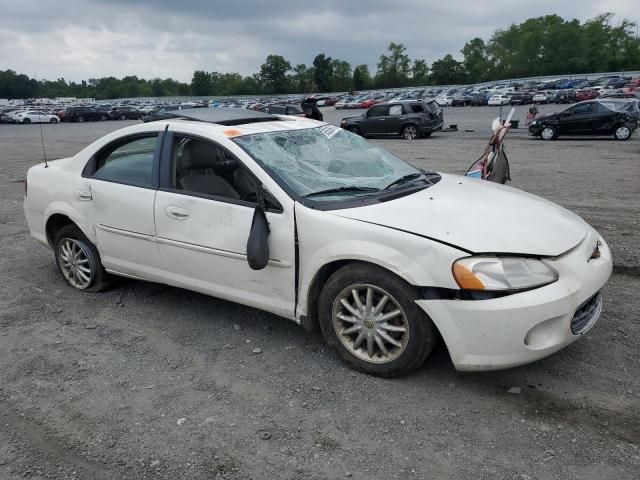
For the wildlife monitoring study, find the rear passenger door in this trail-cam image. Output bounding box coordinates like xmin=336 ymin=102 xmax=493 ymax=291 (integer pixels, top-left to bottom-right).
xmin=153 ymin=131 xmax=297 ymax=318
xmin=385 ymin=104 xmax=407 ymax=134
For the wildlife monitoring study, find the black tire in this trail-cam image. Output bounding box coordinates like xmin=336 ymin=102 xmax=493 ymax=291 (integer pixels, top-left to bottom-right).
xmin=120 ymin=114 xmax=127 ymax=120
xmin=100 ymin=115 xmax=107 ymax=121
xmin=540 ymin=125 xmax=557 ymax=140
xmin=50 ymin=118 xmax=58 ymax=123
xmin=318 ymin=262 xmax=437 ymax=377
xmin=77 ymin=116 xmax=85 ymax=123
xmin=345 ymin=126 xmax=362 ymax=136
xmin=53 ymin=224 xmax=112 ymax=293
xmin=613 ymin=124 xmax=632 ymax=141
xmin=401 ymin=124 xmax=418 ymax=140
xmin=23 ymin=118 xmax=31 ymax=124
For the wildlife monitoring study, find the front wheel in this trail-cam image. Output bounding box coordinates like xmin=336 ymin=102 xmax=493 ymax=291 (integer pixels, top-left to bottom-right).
xmin=318 ymin=263 xmax=437 ymax=377
xmin=613 ymin=124 xmax=632 ymax=141
xmin=77 ymin=116 xmax=85 ymax=122
xmin=120 ymin=114 xmax=127 ymax=120
xmin=23 ymin=118 xmax=31 ymax=124
xmin=50 ymin=118 xmax=58 ymax=123
xmin=53 ymin=225 xmax=112 ymax=292
xmin=540 ymin=126 xmax=557 ymax=140
xmin=402 ymin=124 xmax=418 ymax=140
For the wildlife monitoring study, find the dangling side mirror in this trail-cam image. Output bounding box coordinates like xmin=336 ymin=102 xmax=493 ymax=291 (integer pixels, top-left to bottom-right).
xmin=246 ymin=184 xmax=271 ymax=270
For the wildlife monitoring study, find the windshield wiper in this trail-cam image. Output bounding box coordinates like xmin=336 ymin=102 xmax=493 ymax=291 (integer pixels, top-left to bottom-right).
xmin=384 ymin=173 xmax=424 ymax=190
xmin=303 ymin=186 xmax=380 ymax=198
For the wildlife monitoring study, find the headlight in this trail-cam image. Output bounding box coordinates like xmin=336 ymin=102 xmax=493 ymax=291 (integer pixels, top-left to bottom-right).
xmin=530 ymin=120 xmax=537 ymax=125
xmin=452 ymin=256 xmax=558 ymax=291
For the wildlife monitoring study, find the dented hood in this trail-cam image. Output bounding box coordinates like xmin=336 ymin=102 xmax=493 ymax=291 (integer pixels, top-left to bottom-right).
xmin=331 ymin=174 xmax=588 ymax=256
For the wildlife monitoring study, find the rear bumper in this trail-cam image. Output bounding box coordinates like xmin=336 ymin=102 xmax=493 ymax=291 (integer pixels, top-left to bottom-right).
xmin=417 ymin=229 xmax=612 ymax=371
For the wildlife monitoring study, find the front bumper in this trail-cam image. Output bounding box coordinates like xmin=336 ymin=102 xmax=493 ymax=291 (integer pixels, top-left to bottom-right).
xmin=417 ymin=229 xmax=612 ymax=371
xmin=528 ymin=123 xmax=542 ymax=135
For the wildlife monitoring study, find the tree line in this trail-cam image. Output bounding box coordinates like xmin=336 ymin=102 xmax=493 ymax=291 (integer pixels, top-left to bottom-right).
xmin=1 ymin=13 xmax=639 ymax=100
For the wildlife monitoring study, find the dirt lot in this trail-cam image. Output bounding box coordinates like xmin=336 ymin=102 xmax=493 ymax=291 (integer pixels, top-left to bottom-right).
xmin=0 ymin=106 xmax=638 ymax=480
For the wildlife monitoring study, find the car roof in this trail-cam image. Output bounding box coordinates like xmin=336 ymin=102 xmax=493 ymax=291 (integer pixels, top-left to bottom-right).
xmin=167 ymin=107 xmax=279 ymax=126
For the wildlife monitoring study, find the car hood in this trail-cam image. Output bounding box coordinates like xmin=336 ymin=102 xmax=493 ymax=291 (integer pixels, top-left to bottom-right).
xmin=330 ymin=174 xmax=589 ymax=256
xmin=533 ymin=112 xmax=556 ymax=122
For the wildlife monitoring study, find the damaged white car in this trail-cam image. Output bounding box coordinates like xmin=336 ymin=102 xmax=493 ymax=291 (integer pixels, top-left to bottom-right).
xmin=24 ymin=109 xmax=612 ymax=377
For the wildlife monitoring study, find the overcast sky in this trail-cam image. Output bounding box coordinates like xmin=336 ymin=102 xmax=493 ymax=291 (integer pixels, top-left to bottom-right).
xmin=0 ymin=0 xmax=637 ymax=82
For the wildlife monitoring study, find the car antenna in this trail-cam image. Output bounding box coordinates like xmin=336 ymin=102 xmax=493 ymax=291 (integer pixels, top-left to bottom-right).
xmin=34 ymin=71 xmax=49 ymax=168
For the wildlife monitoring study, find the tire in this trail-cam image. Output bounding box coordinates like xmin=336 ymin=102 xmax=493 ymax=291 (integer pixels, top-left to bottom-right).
xmin=401 ymin=124 xmax=418 ymax=140
xmin=53 ymin=224 xmax=112 ymax=293
xmin=100 ymin=115 xmax=107 ymax=121
xmin=50 ymin=118 xmax=58 ymax=123
xmin=540 ymin=126 xmax=557 ymax=140
xmin=77 ymin=116 xmax=85 ymax=123
xmin=120 ymin=114 xmax=127 ymax=120
xmin=318 ymin=263 xmax=437 ymax=377
xmin=613 ymin=124 xmax=632 ymax=141
xmin=345 ymin=126 xmax=362 ymax=136
xmin=23 ymin=118 xmax=31 ymax=124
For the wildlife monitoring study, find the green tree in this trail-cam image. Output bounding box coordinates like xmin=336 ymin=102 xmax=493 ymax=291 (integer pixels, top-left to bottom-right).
xmin=331 ymin=59 xmax=352 ymax=91
xmin=430 ymin=54 xmax=466 ymax=85
xmin=411 ymin=59 xmax=429 ymax=86
xmin=375 ymin=42 xmax=411 ymax=88
xmin=352 ymin=64 xmax=372 ymax=91
xmin=313 ymin=53 xmax=333 ymax=92
xmin=461 ymin=38 xmax=490 ymax=82
xmin=191 ymin=70 xmax=212 ymax=96
xmin=259 ymin=54 xmax=291 ymax=94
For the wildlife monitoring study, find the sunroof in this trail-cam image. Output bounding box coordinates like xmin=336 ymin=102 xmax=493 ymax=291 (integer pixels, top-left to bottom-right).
xmin=167 ymin=107 xmax=280 ymax=126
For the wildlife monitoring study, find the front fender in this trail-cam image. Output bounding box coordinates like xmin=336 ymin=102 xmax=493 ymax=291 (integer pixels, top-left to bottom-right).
xmin=295 ymin=203 xmax=464 ymax=318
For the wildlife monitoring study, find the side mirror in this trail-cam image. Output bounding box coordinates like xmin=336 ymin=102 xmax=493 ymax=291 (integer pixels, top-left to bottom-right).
xmin=246 ymin=205 xmax=270 ymax=270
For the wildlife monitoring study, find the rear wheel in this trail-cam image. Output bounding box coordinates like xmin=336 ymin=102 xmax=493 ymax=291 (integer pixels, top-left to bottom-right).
xmin=120 ymin=114 xmax=127 ymax=120
xmin=318 ymin=263 xmax=437 ymax=377
xmin=53 ymin=225 xmax=112 ymax=292
xmin=100 ymin=114 xmax=107 ymax=121
xmin=613 ymin=124 xmax=632 ymax=141
xmin=540 ymin=126 xmax=557 ymax=140
xmin=50 ymin=118 xmax=58 ymax=123
xmin=23 ymin=118 xmax=31 ymax=124
xmin=77 ymin=116 xmax=85 ymax=122
xmin=402 ymin=124 xmax=418 ymax=140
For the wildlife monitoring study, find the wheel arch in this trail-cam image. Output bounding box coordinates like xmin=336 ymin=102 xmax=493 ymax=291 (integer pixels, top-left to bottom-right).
xmin=45 ymin=213 xmax=77 ymax=246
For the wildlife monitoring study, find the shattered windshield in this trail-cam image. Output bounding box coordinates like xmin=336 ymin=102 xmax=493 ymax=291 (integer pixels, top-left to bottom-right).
xmin=233 ymin=125 xmax=420 ymax=200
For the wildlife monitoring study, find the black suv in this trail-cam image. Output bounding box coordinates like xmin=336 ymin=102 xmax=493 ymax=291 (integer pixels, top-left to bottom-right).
xmin=528 ymin=99 xmax=639 ymax=140
xmin=340 ymin=100 xmax=443 ymax=140
xmin=110 ymin=106 xmax=142 ymax=120
xmin=63 ymin=106 xmax=106 ymax=122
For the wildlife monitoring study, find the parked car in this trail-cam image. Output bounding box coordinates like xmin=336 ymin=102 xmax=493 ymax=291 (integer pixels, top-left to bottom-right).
xmin=0 ymin=111 xmax=15 ymax=123
xmin=575 ymin=89 xmax=599 ymax=102
xmin=451 ymin=93 xmax=472 ymax=106
xmin=340 ymin=100 xmax=443 ymax=140
xmin=63 ymin=106 xmax=105 ymax=122
xmin=469 ymin=93 xmax=489 ymax=106
xmin=554 ymin=89 xmax=575 ymax=104
xmin=532 ymin=92 xmax=549 ymax=104
xmin=264 ymin=104 xmax=305 ymax=116
xmin=110 ymin=106 xmax=142 ymax=120
xmin=23 ymin=107 xmax=612 ymax=376
xmin=12 ymin=110 xmax=59 ymax=124
xmin=508 ymin=91 xmax=533 ymax=105
xmin=488 ymin=94 xmax=510 ymax=106
xmin=528 ymin=99 xmax=639 ymax=140
xmin=435 ymin=95 xmax=452 ymax=107
xmin=334 ymin=98 xmax=352 ymax=109
xmin=359 ymin=97 xmax=377 ymax=109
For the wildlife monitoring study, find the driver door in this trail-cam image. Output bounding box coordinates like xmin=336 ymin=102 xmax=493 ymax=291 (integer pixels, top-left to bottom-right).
xmin=362 ymin=105 xmax=389 ymax=135
xmin=559 ymin=103 xmax=592 ymax=134
xmin=153 ymin=132 xmax=296 ymax=318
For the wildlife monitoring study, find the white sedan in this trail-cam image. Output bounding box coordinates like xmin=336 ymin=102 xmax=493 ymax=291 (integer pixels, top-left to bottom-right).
xmin=13 ymin=110 xmax=60 ymax=124
xmin=488 ymin=94 xmax=511 ymax=106
xmin=23 ymin=109 xmax=612 ymax=377
xmin=532 ymin=92 xmax=549 ymax=104
xmin=435 ymin=95 xmax=453 ymax=107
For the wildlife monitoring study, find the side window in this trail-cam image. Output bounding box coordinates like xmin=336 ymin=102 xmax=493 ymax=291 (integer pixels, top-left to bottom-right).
xmin=367 ymin=105 xmax=388 ymax=117
xmin=92 ymin=136 xmax=158 ymax=187
xmin=410 ymin=103 xmax=425 ymax=113
xmin=172 ymin=136 xmax=280 ymax=209
xmin=389 ymin=105 xmax=404 ymax=115
xmin=572 ymin=103 xmax=591 ymax=115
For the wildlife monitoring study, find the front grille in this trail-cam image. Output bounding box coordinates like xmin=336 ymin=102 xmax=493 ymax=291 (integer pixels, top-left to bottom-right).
xmin=571 ymin=291 xmax=603 ymax=334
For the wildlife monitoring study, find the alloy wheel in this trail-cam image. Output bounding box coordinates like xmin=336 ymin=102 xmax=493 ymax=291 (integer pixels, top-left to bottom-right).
xmin=332 ymin=284 xmax=410 ymax=364
xmin=403 ymin=125 xmax=417 ymax=140
xmin=57 ymin=238 xmax=94 ymax=289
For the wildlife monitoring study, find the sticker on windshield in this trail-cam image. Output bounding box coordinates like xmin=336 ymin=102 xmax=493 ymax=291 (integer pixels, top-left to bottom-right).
xmin=319 ymin=124 xmax=341 ymax=139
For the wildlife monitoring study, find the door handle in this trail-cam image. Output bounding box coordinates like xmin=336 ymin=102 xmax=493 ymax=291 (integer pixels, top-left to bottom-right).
xmin=165 ymin=205 xmax=190 ymax=220
xmin=75 ymin=189 xmax=92 ymax=201
xmin=379 ymin=118 xmax=386 ymax=121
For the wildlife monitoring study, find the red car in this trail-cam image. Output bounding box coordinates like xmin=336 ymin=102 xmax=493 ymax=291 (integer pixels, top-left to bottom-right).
xmin=575 ymin=89 xmax=598 ymax=102
xmin=359 ymin=97 xmax=376 ymax=109
xmin=622 ymin=79 xmax=640 ymax=93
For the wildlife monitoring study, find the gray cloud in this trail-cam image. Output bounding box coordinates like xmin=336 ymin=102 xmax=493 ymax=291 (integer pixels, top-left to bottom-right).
xmin=0 ymin=0 xmax=637 ymax=82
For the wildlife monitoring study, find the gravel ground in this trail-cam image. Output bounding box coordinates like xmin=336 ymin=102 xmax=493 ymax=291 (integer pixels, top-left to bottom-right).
xmin=0 ymin=106 xmax=638 ymax=480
